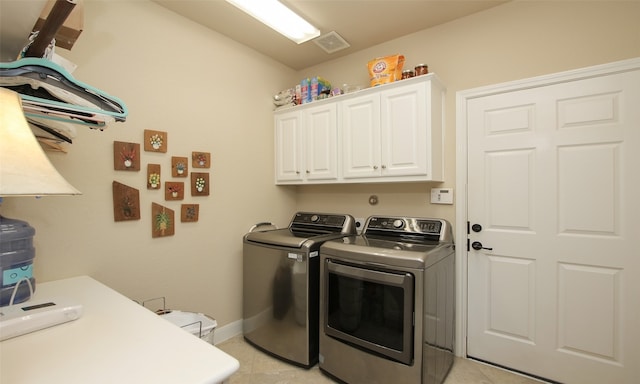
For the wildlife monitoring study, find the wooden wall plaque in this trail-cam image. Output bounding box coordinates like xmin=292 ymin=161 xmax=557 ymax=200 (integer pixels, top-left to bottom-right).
xmin=181 ymin=204 xmax=199 ymax=222
xmin=114 ymin=141 xmax=140 ymax=171
xmin=171 ymin=156 xmax=189 ymax=177
xmin=192 ymin=151 xmax=210 ymax=168
xmin=144 ymin=129 xmax=167 ymax=153
xmin=112 ymin=181 xmax=140 ymax=221
xmin=147 ymin=163 xmax=161 ymax=189
xmin=165 ymin=181 xmax=184 ymax=201
xmin=191 ymin=172 xmax=209 ymax=196
xmin=152 ymin=202 xmax=174 ymax=238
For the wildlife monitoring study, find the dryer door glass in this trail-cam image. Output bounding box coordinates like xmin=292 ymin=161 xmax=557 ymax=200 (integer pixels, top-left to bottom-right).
xmin=324 ymin=259 xmax=414 ymax=365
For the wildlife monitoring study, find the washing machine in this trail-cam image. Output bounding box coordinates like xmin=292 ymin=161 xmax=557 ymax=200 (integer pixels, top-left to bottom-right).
xmin=319 ymin=216 xmax=455 ymax=384
xmin=243 ymin=212 xmax=356 ymax=367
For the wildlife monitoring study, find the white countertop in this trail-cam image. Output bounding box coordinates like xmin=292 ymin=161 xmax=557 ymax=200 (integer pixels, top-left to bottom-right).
xmin=0 ymin=276 xmax=239 ymax=384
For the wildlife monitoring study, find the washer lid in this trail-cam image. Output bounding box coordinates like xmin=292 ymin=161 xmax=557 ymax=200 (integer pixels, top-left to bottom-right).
xmin=244 ymin=212 xmax=356 ymax=248
xmin=244 ymin=228 xmax=349 ymax=248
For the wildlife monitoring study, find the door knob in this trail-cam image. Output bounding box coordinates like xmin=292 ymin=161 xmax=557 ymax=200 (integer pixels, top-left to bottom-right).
xmin=471 ymin=224 xmax=482 ymax=232
xmin=471 ymin=241 xmax=493 ymax=251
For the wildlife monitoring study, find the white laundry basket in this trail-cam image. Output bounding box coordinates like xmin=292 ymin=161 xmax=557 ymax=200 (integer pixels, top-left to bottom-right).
xmin=160 ymin=310 xmax=217 ymax=344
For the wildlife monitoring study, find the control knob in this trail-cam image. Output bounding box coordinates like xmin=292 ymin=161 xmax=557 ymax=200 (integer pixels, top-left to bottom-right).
xmin=393 ymin=219 xmax=404 ymax=229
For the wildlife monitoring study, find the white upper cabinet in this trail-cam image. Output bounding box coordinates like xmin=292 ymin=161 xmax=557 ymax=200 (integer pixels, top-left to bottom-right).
xmin=275 ymin=74 xmax=445 ymax=184
xmin=274 ymin=109 xmax=304 ymax=182
xmin=275 ymin=103 xmax=338 ymax=183
xmin=341 ymin=93 xmax=381 ymax=179
xmin=304 ymin=103 xmax=338 ymax=181
xmin=380 ymin=82 xmax=429 ymax=177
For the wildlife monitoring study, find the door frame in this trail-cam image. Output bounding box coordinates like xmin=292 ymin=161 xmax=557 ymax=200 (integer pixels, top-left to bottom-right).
xmin=454 ymin=57 xmax=640 ymax=358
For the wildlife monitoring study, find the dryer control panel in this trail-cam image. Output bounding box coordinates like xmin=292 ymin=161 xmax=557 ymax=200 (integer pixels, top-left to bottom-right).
xmin=364 ymin=216 xmax=452 ymax=243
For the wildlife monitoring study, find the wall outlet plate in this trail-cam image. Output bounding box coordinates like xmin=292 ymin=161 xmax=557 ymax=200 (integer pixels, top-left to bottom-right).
xmin=355 ymin=217 xmax=365 ymax=234
xmin=431 ymin=188 xmax=454 ymax=204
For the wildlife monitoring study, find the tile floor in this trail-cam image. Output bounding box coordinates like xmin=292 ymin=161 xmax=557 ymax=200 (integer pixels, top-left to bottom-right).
xmin=217 ymin=335 xmax=545 ymax=384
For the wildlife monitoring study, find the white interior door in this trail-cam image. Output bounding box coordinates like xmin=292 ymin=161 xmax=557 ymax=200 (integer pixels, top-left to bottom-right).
xmin=465 ymin=61 xmax=640 ymax=383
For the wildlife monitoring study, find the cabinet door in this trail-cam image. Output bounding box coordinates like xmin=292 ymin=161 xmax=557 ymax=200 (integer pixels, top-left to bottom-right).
xmin=380 ymin=82 xmax=428 ymax=177
xmin=341 ymin=94 xmax=381 ymax=179
xmin=274 ymin=110 xmax=303 ymax=182
xmin=304 ymin=103 xmax=338 ymax=181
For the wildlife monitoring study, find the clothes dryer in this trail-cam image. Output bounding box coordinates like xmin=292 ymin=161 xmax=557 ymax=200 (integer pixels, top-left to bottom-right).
xmin=319 ymin=216 xmax=455 ymax=384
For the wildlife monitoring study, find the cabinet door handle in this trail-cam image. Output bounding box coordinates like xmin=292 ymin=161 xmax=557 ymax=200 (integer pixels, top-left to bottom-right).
xmin=373 ymin=165 xmax=379 ymax=170
xmin=306 ymin=170 xmax=310 ymax=174
xmin=381 ymin=165 xmax=386 ymax=169
xmin=295 ymin=171 xmax=300 ymax=174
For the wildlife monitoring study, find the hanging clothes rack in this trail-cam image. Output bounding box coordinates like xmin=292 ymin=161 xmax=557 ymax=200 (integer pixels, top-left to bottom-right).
xmin=0 ymin=0 xmax=127 ymax=151
xmin=0 ymin=58 xmax=128 ymax=136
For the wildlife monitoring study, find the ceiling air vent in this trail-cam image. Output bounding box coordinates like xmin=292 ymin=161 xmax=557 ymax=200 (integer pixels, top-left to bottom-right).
xmin=313 ymin=31 xmax=350 ymax=54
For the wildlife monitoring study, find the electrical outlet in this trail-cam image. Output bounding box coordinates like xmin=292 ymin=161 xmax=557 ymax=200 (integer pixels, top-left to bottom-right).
xmin=430 ymin=188 xmax=454 ymax=204
xmin=355 ymin=217 xmax=365 ymax=234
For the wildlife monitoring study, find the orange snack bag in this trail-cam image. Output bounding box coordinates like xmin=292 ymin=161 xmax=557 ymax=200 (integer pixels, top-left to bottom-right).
xmin=368 ymin=54 xmax=405 ymax=87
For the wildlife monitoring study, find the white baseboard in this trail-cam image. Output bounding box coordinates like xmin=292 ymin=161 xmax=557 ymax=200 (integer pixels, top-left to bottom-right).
xmin=213 ymin=319 xmax=243 ymax=345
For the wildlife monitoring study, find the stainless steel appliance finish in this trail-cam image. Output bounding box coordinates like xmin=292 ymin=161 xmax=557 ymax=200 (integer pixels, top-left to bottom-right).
xmin=243 ymin=212 xmax=356 ymax=367
xmin=319 ymin=216 xmax=455 ymax=384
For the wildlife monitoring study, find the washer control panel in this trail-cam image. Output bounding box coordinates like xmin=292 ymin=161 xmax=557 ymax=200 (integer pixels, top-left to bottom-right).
xmin=290 ymin=212 xmax=356 ymax=234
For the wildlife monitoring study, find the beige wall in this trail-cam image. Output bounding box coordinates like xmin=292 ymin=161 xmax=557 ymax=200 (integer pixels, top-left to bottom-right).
xmin=2 ymin=1 xmax=298 ymax=327
xmin=294 ymin=0 xmax=640 ymax=225
xmin=2 ymin=0 xmax=638 ymax=332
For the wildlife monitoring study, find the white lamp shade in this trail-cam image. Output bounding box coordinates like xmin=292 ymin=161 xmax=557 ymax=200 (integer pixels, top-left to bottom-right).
xmin=0 ymin=87 xmax=81 ymax=196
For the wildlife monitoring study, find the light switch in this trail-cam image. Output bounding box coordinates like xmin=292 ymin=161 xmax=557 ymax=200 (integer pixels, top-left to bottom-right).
xmin=430 ymin=188 xmax=453 ymax=204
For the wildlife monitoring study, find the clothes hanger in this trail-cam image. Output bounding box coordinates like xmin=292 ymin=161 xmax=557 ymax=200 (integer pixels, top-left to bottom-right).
xmin=0 ymin=58 xmax=128 ymax=123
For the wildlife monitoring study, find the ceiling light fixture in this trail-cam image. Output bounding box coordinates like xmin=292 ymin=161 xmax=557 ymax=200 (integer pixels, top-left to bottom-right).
xmin=225 ymin=0 xmax=320 ymax=44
